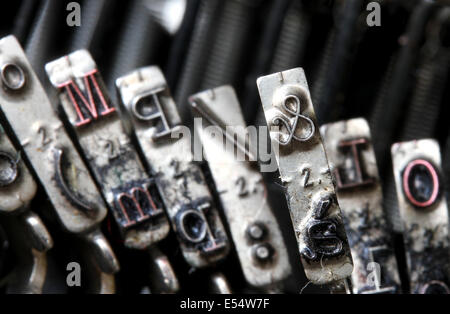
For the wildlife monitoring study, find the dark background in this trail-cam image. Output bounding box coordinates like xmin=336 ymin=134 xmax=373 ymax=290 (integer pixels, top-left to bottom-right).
xmin=0 ymin=0 xmax=448 ymax=294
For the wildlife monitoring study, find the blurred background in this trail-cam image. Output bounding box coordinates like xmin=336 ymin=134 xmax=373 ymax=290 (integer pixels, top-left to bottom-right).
xmin=0 ymin=0 xmax=448 ymax=294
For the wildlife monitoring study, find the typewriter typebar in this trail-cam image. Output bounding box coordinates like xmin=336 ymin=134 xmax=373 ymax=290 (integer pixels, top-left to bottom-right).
xmin=0 ymin=125 xmax=52 ymax=293
xmin=116 ymin=66 xmax=229 ymax=268
xmin=190 ymin=85 xmax=291 ymax=289
xmin=321 ymin=118 xmax=401 ymax=294
xmin=0 ymin=213 xmax=50 ymax=294
xmin=0 ymin=36 xmax=118 ymax=289
xmin=391 ymin=139 xmax=450 ymax=294
xmin=209 ymin=272 xmax=232 ymax=294
xmin=148 ymin=246 xmax=180 ymax=293
xmin=46 ymin=52 xmax=170 ymax=250
xmin=257 ymin=68 xmax=353 ymax=285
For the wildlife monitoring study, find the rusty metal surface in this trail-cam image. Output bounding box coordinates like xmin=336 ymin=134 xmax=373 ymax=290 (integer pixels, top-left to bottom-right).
xmin=116 ymin=66 xmax=229 ymax=267
xmin=321 ymin=118 xmax=401 ymax=294
xmin=0 ymin=37 xmax=107 ymax=234
xmin=257 ymin=68 xmax=353 ymax=285
xmin=391 ymin=139 xmax=450 ymax=294
xmin=190 ymin=85 xmax=291 ymax=289
xmin=0 ymin=35 xmax=118 ymax=293
xmin=46 ymin=51 xmax=170 ymax=250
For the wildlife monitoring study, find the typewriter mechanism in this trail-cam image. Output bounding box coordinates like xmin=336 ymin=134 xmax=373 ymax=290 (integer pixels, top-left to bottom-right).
xmin=0 ymin=0 xmax=448 ymax=295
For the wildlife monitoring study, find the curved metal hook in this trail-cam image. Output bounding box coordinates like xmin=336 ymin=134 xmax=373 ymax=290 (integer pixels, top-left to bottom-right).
xmin=54 ymin=148 xmax=95 ymax=215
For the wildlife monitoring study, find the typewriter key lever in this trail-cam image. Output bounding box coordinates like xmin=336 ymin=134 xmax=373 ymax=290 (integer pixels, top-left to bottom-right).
xmin=116 ymin=66 xmax=229 ymax=291
xmin=257 ymin=68 xmax=353 ymax=286
xmin=190 ymin=86 xmax=292 ymax=291
xmin=0 ymin=36 xmax=119 ymax=293
xmin=147 ymin=246 xmax=180 ymax=294
xmin=321 ymin=118 xmax=401 ymax=294
xmin=391 ymin=139 xmax=450 ymax=294
xmin=46 ymin=51 xmax=170 ymax=249
xmin=0 ymin=125 xmax=52 ymax=293
xmin=46 ymin=54 xmax=177 ymax=292
xmin=116 ymin=66 xmax=229 ymax=268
